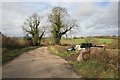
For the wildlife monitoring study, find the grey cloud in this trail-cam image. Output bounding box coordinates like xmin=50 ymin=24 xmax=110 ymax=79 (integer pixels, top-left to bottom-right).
xmin=1 ymin=2 xmax=118 ymax=37
xmin=88 ymin=2 xmax=118 ymax=28
xmin=2 ymin=2 xmax=51 ymax=37
xmin=73 ymin=2 xmax=118 ymax=36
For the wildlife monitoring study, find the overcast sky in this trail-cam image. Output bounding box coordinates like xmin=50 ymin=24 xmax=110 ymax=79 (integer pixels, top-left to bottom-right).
xmin=1 ymin=0 xmax=119 ymax=37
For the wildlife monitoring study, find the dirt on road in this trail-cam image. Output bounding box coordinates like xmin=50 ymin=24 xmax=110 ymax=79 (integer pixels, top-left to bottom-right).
xmin=2 ymin=47 xmax=81 ymax=78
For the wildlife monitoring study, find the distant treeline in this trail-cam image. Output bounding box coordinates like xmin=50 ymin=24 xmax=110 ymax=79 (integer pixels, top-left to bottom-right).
xmin=0 ymin=32 xmax=119 ymax=50
xmin=73 ymin=35 xmax=119 ymax=39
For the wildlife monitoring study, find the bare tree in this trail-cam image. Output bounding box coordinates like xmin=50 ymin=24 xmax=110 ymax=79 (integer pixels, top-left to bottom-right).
xmin=48 ymin=6 xmax=78 ymax=44
xmin=22 ymin=13 xmax=45 ymax=46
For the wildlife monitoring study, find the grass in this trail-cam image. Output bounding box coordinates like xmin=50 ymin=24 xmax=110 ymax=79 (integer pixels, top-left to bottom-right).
xmin=61 ymin=38 xmax=85 ymax=45
xmin=48 ymin=45 xmax=118 ymax=78
xmin=97 ymin=38 xmax=113 ymax=44
xmin=68 ymin=59 xmax=118 ymax=78
xmin=61 ymin=38 xmax=114 ymax=45
xmin=2 ymin=46 xmax=39 ymax=64
xmin=48 ymin=45 xmax=76 ymax=58
xmin=41 ymin=38 xmax=114 ymax=45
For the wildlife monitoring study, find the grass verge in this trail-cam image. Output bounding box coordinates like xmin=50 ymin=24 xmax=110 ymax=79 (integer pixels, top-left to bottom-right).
xmin=48 ymin=45 xmax=76 ymax=58
xmin=2 ymin=46 xmax=39 ymax=64
xmin=48 ymin=45 xmax=118 ymax=78
xmin=68 ymin=59 xmax=118 ymax=78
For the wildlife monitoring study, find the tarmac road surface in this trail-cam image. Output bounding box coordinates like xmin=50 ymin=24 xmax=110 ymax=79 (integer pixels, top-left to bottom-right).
xmin=2 ymin=47 xmax=81 ymax=78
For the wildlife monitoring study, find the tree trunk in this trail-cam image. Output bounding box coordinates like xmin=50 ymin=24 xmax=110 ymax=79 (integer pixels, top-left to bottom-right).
xmin=54 ymin=33 xmax=61 ymax=45
xmin=32 ymin=34 xmax=39 ymax=46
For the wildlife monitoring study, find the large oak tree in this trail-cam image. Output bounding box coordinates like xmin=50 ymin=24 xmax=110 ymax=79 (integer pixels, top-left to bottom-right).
xmin=48 ymin=6 xmax=78 ymax=44
xmin=22 ymin=13 xmax=45 ymax=46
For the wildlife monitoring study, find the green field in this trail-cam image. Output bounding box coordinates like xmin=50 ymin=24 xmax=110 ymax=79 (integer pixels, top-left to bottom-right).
xmin=61 ymin=38 xmax=114 ymax=45
xmin=41 ymin=38 xmax=114 ymax=45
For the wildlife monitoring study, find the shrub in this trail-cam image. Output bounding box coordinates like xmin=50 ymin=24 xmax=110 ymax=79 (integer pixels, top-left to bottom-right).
xmin=41 ymin=38 xmax=54 ymax=45
xmin=84 ymin=38 xmax=99 ymax=46
xmin=48 ymin=45 xmax=118 ymax=78
xmin=18 ymin=39 xmax=31 ymax=47
xmin=2 ymin=34 xmax=31 ymax=54
xmin=107 ymin=39 xmax=118 ymax=49
xmin=2 ymin=35 xmax=31 ymax=49
xmin=90 ymin=49 xmax=118 ymax=68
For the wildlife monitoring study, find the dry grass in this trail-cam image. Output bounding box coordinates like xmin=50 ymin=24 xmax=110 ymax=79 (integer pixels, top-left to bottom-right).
xmin=2 ymin=38 xmax=30 ymax=49
xmin=68 ymin=48 xmax=118 ymax=78
xmin=90 ymin=48 xmax=118 ymax=67
xmin=107 ymin=39 xmax=118 ymax=49
xmin=48 ymin=45 xmax=118 ymax=78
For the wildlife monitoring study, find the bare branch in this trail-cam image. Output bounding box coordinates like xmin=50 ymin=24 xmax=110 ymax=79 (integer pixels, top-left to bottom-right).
xmin=22 ymin=13 xmax=44 ymax=45
xmin=61 ymin=20 xmax=77 ymax=35
xmin=48 ymin=6 xmax=78 ymax=44
xmin=39 ymin=30 xmax=45 ymax=39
